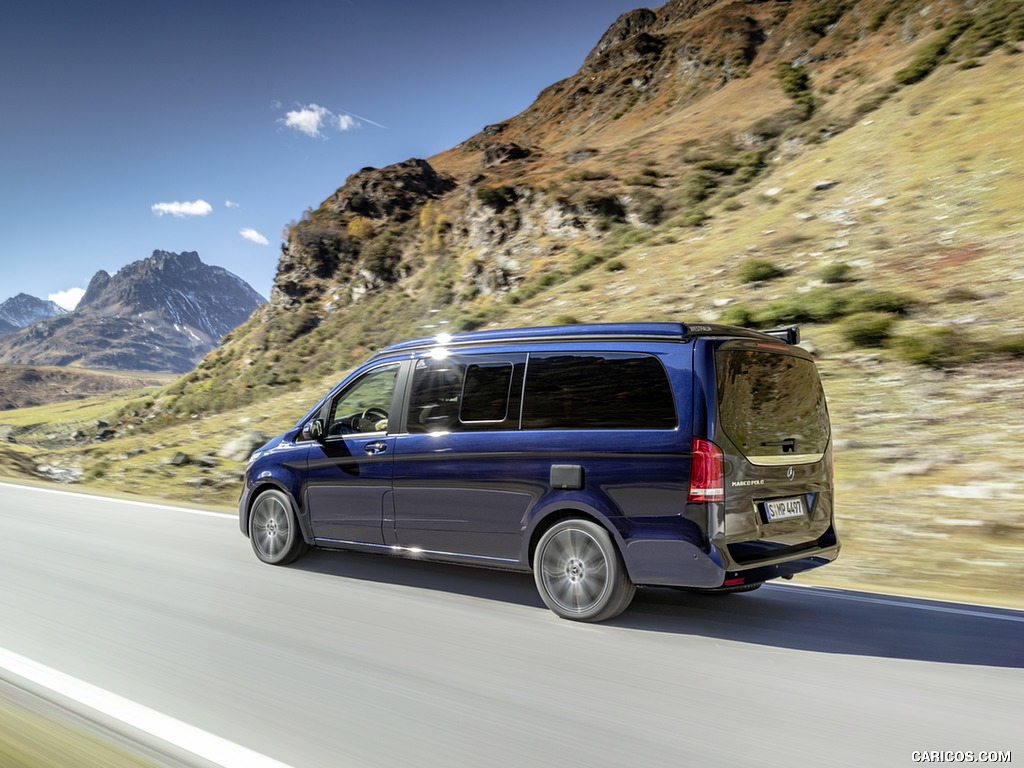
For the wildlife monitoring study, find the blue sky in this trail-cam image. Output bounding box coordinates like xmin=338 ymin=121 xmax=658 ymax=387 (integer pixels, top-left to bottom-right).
xmin=1 ymin=0 xmax=645 ymax=309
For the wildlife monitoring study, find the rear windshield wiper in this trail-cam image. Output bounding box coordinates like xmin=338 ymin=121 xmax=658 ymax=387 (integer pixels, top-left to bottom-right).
xmin=760 ymin=438 xmax=796 ymax=453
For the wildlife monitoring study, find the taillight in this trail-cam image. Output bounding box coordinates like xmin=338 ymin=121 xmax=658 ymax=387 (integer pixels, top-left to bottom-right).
xmin=688 ymin=437 xmax=724 ymax=502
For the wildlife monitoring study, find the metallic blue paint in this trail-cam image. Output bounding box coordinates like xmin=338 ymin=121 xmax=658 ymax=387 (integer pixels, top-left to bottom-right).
xmin=239 ymin=323 xmax=840 ymax=592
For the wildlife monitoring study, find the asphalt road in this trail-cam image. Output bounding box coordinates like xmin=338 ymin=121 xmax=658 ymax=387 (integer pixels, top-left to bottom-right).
xmin=0 ymin=481 xmax=1021 ymax=767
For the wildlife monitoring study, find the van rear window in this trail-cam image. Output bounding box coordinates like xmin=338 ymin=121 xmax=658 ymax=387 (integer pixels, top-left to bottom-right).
xmin=716 ymin=349 xmax=830 ymax=462
xmin=522 ymin=353 xmax=676 ymax=430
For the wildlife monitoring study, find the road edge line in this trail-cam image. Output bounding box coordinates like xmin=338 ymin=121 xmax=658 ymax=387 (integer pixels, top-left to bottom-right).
xmin=0 ymin=646 xmax=294 ymax=768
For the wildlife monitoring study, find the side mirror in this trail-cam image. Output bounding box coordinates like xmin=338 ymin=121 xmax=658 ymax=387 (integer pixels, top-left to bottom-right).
xmin=304 ymin=419 xmax=326 ymax=441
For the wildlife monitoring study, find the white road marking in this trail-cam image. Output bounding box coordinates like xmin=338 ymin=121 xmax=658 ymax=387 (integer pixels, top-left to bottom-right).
xmin=0 ymin=480 xmax=235 ymax=519
xmin=0 ymin=646 xmax=294 ymax=768
xmin=766 ymin=582 xmax=1024 ymax=623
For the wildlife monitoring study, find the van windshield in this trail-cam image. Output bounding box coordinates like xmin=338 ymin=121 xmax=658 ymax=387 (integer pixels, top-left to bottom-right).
xmin=716 ymin=347 xmax=830 ymax=465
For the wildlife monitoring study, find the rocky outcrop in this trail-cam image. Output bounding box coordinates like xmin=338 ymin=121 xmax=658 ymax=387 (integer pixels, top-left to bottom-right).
xmin=271 ymin=159 xmax=456 ymax=309
xmin=322 ymin=159 xmax=456 ymax=222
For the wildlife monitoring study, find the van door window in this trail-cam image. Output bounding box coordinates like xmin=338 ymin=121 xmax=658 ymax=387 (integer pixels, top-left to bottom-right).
xmin=326 ymin=364 xmax=399 ymax=437
xmin=522 ymin=353 xmax=677 ymax=430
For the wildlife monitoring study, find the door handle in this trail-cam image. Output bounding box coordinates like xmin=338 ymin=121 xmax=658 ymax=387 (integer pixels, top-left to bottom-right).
xmin=364 ymin=441 xmax=388 ymax=456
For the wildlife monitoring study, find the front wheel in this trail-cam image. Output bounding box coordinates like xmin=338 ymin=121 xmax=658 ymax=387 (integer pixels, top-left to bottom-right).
xmin=533 ymin=519 xmax=635 ymax=622
xmin=248 ymin=489 xmax=308 ymax=565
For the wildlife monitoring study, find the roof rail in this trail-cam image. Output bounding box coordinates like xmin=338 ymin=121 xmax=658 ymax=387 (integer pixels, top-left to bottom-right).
xmin=763 ymin=325 xmax=800 ymax=345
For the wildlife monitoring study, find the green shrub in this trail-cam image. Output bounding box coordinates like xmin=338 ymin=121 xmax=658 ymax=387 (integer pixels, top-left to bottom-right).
xmin=568 ymin=169 xmax=611 ymax=182
xmin=993 ymin=333 xmax=1024 ymax=357
xmin=582 ymin=195 xmax=626 ymax=230
xmin=724 ymin=287 xmax=915 ymax=329
xmin=846 ymin=289 xmax=915 ymax=315
xmin=943 ymin=286 xmax=982 ymax=303
xmin=737 ymin=258 xmax=786 ymax=283
xmin=361 ymin=232 xmax=404 ymax=281
xmin=721 ymin=305 xmax=758 ymax=327
xmin=800 ymin=0 xmax=852 ymax=35
xmin=819 ymin=262 xmax=856 ymax=284
xmin=892 ymin=326 xmax=979 ymax=368
xmin=506 ymin=270 xmax=567 ymax=305
xmin=568 ymin=243 xmax=624 ymax=275
xmin=696 ymin=157 xmax=740 ymax=175
xmin=895 ymin=13 xmax=974 ymax=86
xmin=747 ymin=109 xmax=807 ymax=139
xmin=554 ymin=314 xmax=581 ymax=325
xmin=676 ymin=208 xmax=710 ymax=227
xmin=774 ymin=63 xmax=815 ymax=116
xmin=631 ymin=191 xmax=665 ymax=225
xmin=476 ymin=186 xmax=518 ymax=212
xmin=854 ymin=84 xmax=899 ymax=118
xmin=679 ymin=172 xmax=719 ymax=206
xmin=605 ymin=259 xmax=627 ymax=273
xmin=840 ymin=312 xmax=897 ymax=348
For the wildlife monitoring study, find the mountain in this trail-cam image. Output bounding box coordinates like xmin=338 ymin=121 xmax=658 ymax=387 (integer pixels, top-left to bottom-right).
xmin=155 ymin=0 xmax=1024 ymax=414
xmin=0 ymin=251 xmax=264 ymax=373
xmin=0 ymin=293 xmax=66 ymax=334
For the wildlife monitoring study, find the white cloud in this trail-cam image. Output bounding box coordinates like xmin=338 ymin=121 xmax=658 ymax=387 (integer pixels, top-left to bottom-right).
xmin=49 ymin=287 xmax=85 ymax=311
xmin=240 ymin=228 xmax=269 ymax=246
xmin=151 ymin=200 xmax=213 ymax=218
xmin=284 ymin=103 xmax=331 ymax=137
xmin=225 ymin=200 xmax=240 ymax=209
xmin=281 ymin=104 xmax=385 ymax=138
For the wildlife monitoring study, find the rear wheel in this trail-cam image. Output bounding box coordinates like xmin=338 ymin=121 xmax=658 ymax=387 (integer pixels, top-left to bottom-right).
xmin=534 ymin=519 xmax=635 ymax=622
xmin=248 ymin=489 xmax=308 ymax=565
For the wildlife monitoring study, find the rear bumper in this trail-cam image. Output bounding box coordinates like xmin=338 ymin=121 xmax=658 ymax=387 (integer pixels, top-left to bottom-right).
xmin=622 ymin=524 xmax=840 ymax=588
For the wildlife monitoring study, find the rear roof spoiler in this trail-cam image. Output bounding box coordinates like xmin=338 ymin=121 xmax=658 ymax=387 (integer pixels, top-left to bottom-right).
xmin=763 ymin=325 xmax=800 ymax=345
xmin=683 ymin=323 xmax=801 ymax=345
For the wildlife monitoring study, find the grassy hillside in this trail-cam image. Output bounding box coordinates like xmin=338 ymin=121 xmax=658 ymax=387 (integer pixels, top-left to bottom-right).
xmin=2 ymin=0 xmax=1023 ymax=607
xmin=0 ymin=365 xmax=174 ymax=410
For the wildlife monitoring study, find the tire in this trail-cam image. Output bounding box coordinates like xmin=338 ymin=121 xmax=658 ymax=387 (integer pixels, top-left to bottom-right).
xmin=533 ymin=519 xmax=635 ymax=622
xmin=248 ymin=489 xmax=308 ymax=565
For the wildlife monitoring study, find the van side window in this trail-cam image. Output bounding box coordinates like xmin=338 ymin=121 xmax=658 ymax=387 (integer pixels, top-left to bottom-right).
xmin=522 ymin=353 xmax=677 ymax=430
xmin=407 ymin=357 xmax=521 ymax=433
xmin=461 ymin=363 xmax=513 ymax=422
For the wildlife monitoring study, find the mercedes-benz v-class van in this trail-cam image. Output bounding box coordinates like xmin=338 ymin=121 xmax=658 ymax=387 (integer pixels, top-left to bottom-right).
xmin=240 ymin=322 xmax=839 ymax=622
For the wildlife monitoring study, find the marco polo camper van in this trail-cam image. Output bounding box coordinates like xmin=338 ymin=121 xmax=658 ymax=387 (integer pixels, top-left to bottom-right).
xmin=240 ymin=322 xmax=839 ymax=622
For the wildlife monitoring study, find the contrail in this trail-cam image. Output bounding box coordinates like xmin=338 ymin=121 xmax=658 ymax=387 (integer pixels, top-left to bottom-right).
xmin=341 ymin=109 xmax=388 ymax=129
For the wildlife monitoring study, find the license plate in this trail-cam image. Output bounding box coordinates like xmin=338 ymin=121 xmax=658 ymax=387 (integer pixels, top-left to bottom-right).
xmin=764 ymin=496 xmax=806 ymax=521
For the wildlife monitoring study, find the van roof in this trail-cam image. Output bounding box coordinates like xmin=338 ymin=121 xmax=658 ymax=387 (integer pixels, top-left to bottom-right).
xmin=372 ymin=322 xmax=799 ymax=358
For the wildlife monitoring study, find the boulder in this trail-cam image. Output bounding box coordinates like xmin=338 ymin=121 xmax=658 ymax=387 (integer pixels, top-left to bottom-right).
xmin=218 ymin=430 xmax=271 ymax=462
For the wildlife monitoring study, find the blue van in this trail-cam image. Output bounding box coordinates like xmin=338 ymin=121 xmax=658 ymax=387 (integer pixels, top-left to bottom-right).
xmin=240 ymin=322 xmax=839 ymax=621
